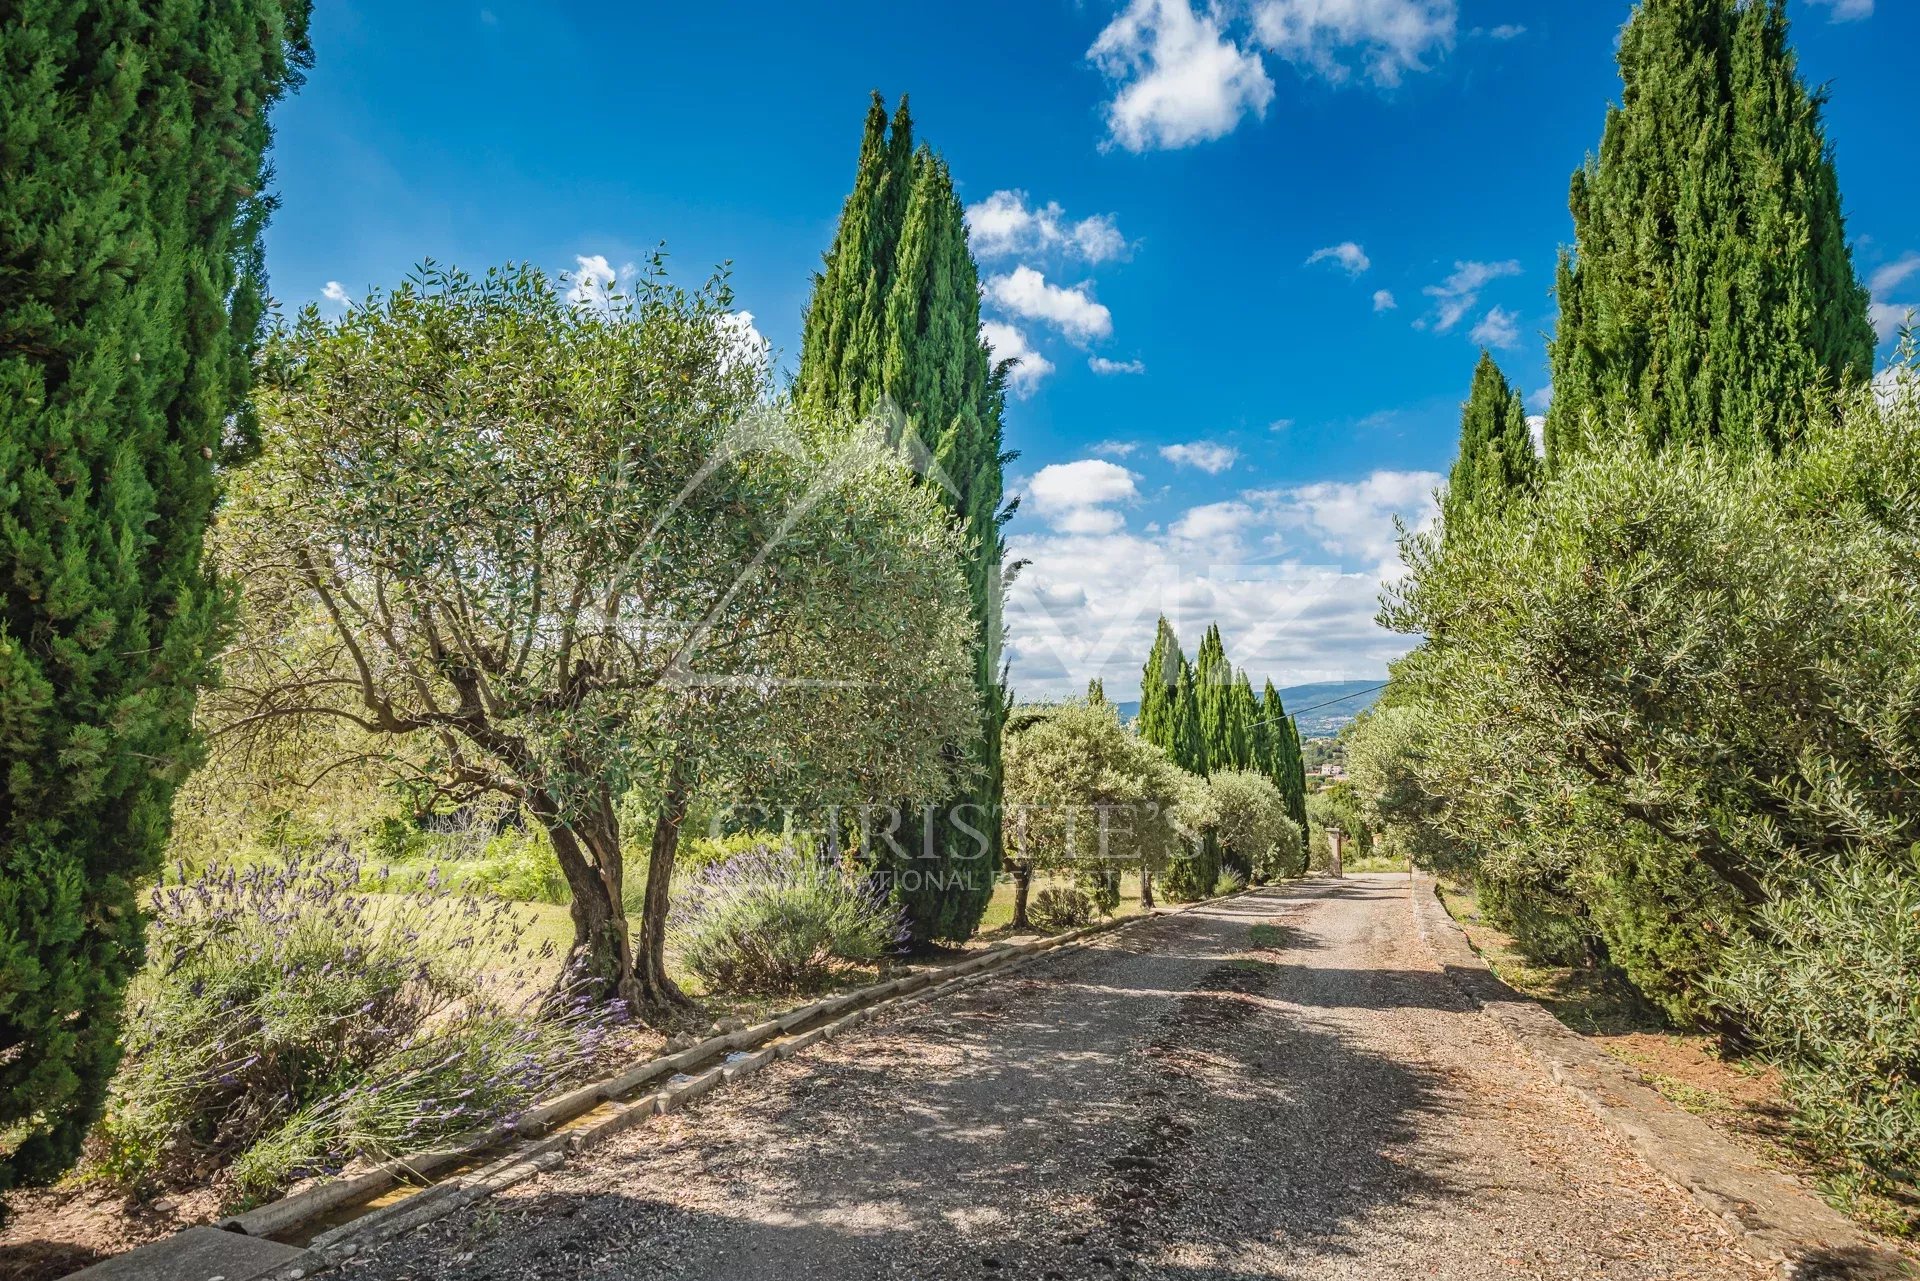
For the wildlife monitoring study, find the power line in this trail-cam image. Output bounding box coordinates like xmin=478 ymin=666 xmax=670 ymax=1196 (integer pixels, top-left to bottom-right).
xmin=1245 ymin=680 xmax=1391 ymax=730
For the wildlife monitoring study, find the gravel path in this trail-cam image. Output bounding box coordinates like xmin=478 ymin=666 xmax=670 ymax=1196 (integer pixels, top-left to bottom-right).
xmin=341 ymin=874 xmax=1763 ymax=1280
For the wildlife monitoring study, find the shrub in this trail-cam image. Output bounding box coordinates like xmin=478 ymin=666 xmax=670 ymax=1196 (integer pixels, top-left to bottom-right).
xmin=1161 ymin=838 xmax=1221 ymax=903
xmin=1076 ymin=868 xmax=1122 ymax=916
xmin=667 ymin=848 xmax=905 ymax=994
xmin=1027 ymin=886 xmax=1096 ymax=932
xmin=96 ymin=855 xmax=618 ymax=1204
xmin=1717 ymin=854 xmax=1920 ymax=1190
xmin=1214 ymin=868 xmax=1248 ymax=896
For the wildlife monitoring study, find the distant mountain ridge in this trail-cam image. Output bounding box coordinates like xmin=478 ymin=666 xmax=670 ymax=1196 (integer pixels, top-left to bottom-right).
xmin=1109 ymin=678 xmax=1384 ymax=738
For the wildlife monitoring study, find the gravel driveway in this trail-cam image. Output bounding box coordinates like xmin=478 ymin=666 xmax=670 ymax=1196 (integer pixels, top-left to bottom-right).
xmin=341 ymin=874 xmax=1762 ymax=1280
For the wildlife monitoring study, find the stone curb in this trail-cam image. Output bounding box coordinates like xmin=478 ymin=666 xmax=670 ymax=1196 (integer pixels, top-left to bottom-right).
xmin=1406 ymin=870 xmax=1912 ymax=1281
xmin=205 ymin=888 xmax=1249 ymax=1277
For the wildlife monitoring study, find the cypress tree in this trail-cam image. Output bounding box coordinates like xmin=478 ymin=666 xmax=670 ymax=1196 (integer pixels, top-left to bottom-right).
xmin=1226 ymin=671 xmax=1258 ymax=771
xmin=801 ymin=99 xmax=1011 ymax=942
xmin=796 ymin=93 xmax=915 ymax=427
xmin=1546 ymin=0 xmax=1874 ymax=459
xmin=1170 ymin=663 xmax=1206 ymax=776
xmin=1087 ymin=677 xmax=1106 ymax=705
xmin=1444 ymin=351 xmax=1539 ymax=534
xmin=1136 ymin=616 xmax=1183 ymax=753
xmin=1193 ymin=624 xmax=1231 ymax=776
xmin=0 ymin=1 xmax=312 ymax=1189
xmin=1262 ymin=680 xmax=1308 ymax=833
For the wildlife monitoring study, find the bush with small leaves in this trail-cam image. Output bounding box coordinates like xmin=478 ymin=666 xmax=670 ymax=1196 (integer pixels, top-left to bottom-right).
xmin=1027 ymin=887 xmax=1097 ymax=933
xmin=96 ymin=855 xmax=619 ymax=1205
xmin=667 ymin=847 xmax=906 ymax=994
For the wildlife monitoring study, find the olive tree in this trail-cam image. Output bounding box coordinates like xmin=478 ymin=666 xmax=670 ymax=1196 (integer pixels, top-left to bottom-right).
xmin=1001 ymin=700 xmax=1190 ymax=928
xmin=1208 ymin=769 xmax=1301 ymax=883
xmin=213 ymin=262 xmax=979 ymax=1012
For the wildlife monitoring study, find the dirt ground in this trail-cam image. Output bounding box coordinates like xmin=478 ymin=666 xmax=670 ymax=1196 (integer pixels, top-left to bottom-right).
xmin=330 ymin=877 xmax=1764 ymax=1280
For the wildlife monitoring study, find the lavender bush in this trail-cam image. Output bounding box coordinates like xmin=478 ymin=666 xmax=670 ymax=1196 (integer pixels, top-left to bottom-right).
xmin=97 ymin=854 xmax=620 ymax=1204
xmin=667 ymin=846 xmax=906 ymax=994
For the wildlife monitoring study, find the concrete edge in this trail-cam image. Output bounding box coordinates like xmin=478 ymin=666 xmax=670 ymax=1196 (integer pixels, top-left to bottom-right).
xmin=1406 ymin=870 xmax=1913 ymax=1281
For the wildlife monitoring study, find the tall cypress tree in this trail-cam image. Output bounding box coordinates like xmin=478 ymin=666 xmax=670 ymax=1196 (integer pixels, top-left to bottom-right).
xmin=1226 ymin=671 xmax=1258 ymax=771
xmin=1137 ymin=616 xmax=1183 ymax=754
xmin=1087 ymin=677 xmax=1106 ymax=705
xmin=1261 ymin=681 xmax=1308 ymax=833
xmin=1171 ymin=663 xmax=1206 ymax=776
xmin=800 ymin=99 xmax=1011 ymax=942
xmin=1193 ymin=624 xmax=1231 ymax=776
xmin=1444 ymin=351 xmax=1539 ymax=534
xmin=0 ymin=1 xmax=312 ymax=1189
xmin=1546 ymin=0 xmax=1873 ymax=459
xmin=796 ymin=94 xmax=915 ymax=428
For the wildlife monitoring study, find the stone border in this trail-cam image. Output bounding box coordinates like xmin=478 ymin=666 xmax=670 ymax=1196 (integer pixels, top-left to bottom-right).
xmin=92 ymin=890 xmax=1247 ymax=1280
xmin=1407 ymin=870 xmax=1911 ymax=1281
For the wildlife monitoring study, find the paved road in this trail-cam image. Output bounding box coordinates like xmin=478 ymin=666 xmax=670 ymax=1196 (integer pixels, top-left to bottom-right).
xmin=344 ymin=875 xmax=1760 ymax=1280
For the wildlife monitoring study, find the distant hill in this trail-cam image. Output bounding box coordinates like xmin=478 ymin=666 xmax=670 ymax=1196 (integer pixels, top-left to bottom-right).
xmin=1276 ymin=680 xmax=1385 ymax=736
xmin=1109 ymin=678 xmax=1383 ymax=738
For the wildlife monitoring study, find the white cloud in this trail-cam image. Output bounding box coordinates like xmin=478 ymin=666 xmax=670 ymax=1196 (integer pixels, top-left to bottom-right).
xmin=1269 ymin=417 xmax=1296 ymax=432
xmin=982 ymin=321 xmax=1057 ymax=396
xmin=1004 ymin=468 xmax=1441 ymax=697
xmin=713 ymin=311 xmax=769 ymax=374
xmin=1171 ymin=500 xmax=1255 ymax=541
xmin=1089 ymin=0 xmax=1276 ymax=152
xmin=1089 ymin=355 xmax=1147 ymax=375
xmin=1372 ymin=289 xmax=1397 ymax=312
xmin=1869 ymin=253 xmax=1919 ymax=342
xmin=321 ymin=280 xmax=351 ymax=306
xmin=1265 ymin=469 xmax=1441 ymax=567
xmin=1871 ymin=302 xmax=1915 ymax=344
xmin=1091 ymin=439 xmax=1140 ymax=457
xmin=1526 ymin=384 xmax=1553 ymax=413
xmin=1469 ymin=305 xmax=1522 ymax=349
xmin=567 ymin=253 xmax=618 ymax=309
xmin=1421 ymin=258 xmax=1522 ymax=332
xmin=1486 ymin=23 xmax=1524 ymax=39
xmin=965 ymin=190 xmax=1129 ymax=264
xmin=1807 ymin=0 xmax=1872 ymax=20
xmin=1159 ymin=440 xmax=1239 ymax=473
xmin=1870 ymin=254 xmax=1920 ymax=295
xmin=985 ymin=266 xmax=1114 ymax=343
xmin=1251 ymin=0 xmax=1457 ymax=87
xmin=1024 ymin=459 xmax=1139 ymax=536
xmin=1526 ymin=414 xmax=1546 ymax=457
xmin=1307 ymin=241 xmax=1371 ymax=276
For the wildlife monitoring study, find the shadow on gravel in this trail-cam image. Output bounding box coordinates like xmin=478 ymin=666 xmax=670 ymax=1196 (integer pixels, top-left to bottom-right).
xmin=340 ymin=885 xmax=1466 ymax=1281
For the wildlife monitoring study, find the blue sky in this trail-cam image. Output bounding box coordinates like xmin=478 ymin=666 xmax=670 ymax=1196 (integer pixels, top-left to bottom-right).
xmin=264 ymin=0 xmax=1918 ymax=700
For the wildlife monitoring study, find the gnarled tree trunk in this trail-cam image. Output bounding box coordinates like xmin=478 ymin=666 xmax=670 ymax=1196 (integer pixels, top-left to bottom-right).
xmin=1140 ymin=864 xmax=1155 ymax=910
xmin=541 ymin=814 xmax=641 ymax=1011
xmin=633 ymin=761 xmax=693 ymax=1016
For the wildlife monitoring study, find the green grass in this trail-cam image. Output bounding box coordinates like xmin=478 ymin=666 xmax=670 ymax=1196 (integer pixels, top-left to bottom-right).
xmin=975 ymin=871 xmax=1150 ymax=935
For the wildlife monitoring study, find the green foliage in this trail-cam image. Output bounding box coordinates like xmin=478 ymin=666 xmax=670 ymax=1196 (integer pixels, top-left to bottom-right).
xmin=1260 ymin=681 xmax=1309 ymax=834
xmin=1193 ymin=625 xmax=1232 ymax=774
xmin=1214 ymin=868 xmax=1249 ymax=896
xmin=1137 ymin=616 xmax=1183 ymax=752
xmin=219 ymin=262 xmax=979 ymax=1007
xmin=798 ymin=96 xmax=1011 ymax=944
xmin=0 ymin=0 xmax=313 ymax=1191
xmin=666 ymin=848 xmax=905 ymax=995
xmin=1718 ymin=853 xmax=1920 ymax=1191
xmin=1002 ymin=699 xmax=1190 ymax=884
xmin=95 ymin=856 xmax=614 ymax=1203
xmin=1443 ymin=351 xmax=1539 ymax=534
xmin=1027 ymin=886 xmax=1096 ymax=933
xmin=1546 ymin=0 xmax=1873 ymax=458
xmin=1208 ymin=770 xmax=1299 ymax=883
xmin=1382 ymin=364 xmax=1920 ymax=1034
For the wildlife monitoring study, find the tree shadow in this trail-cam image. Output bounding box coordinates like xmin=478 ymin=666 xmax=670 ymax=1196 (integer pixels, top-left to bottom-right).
xmin=337 ymin=925 xmax=1463 ymax=1281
